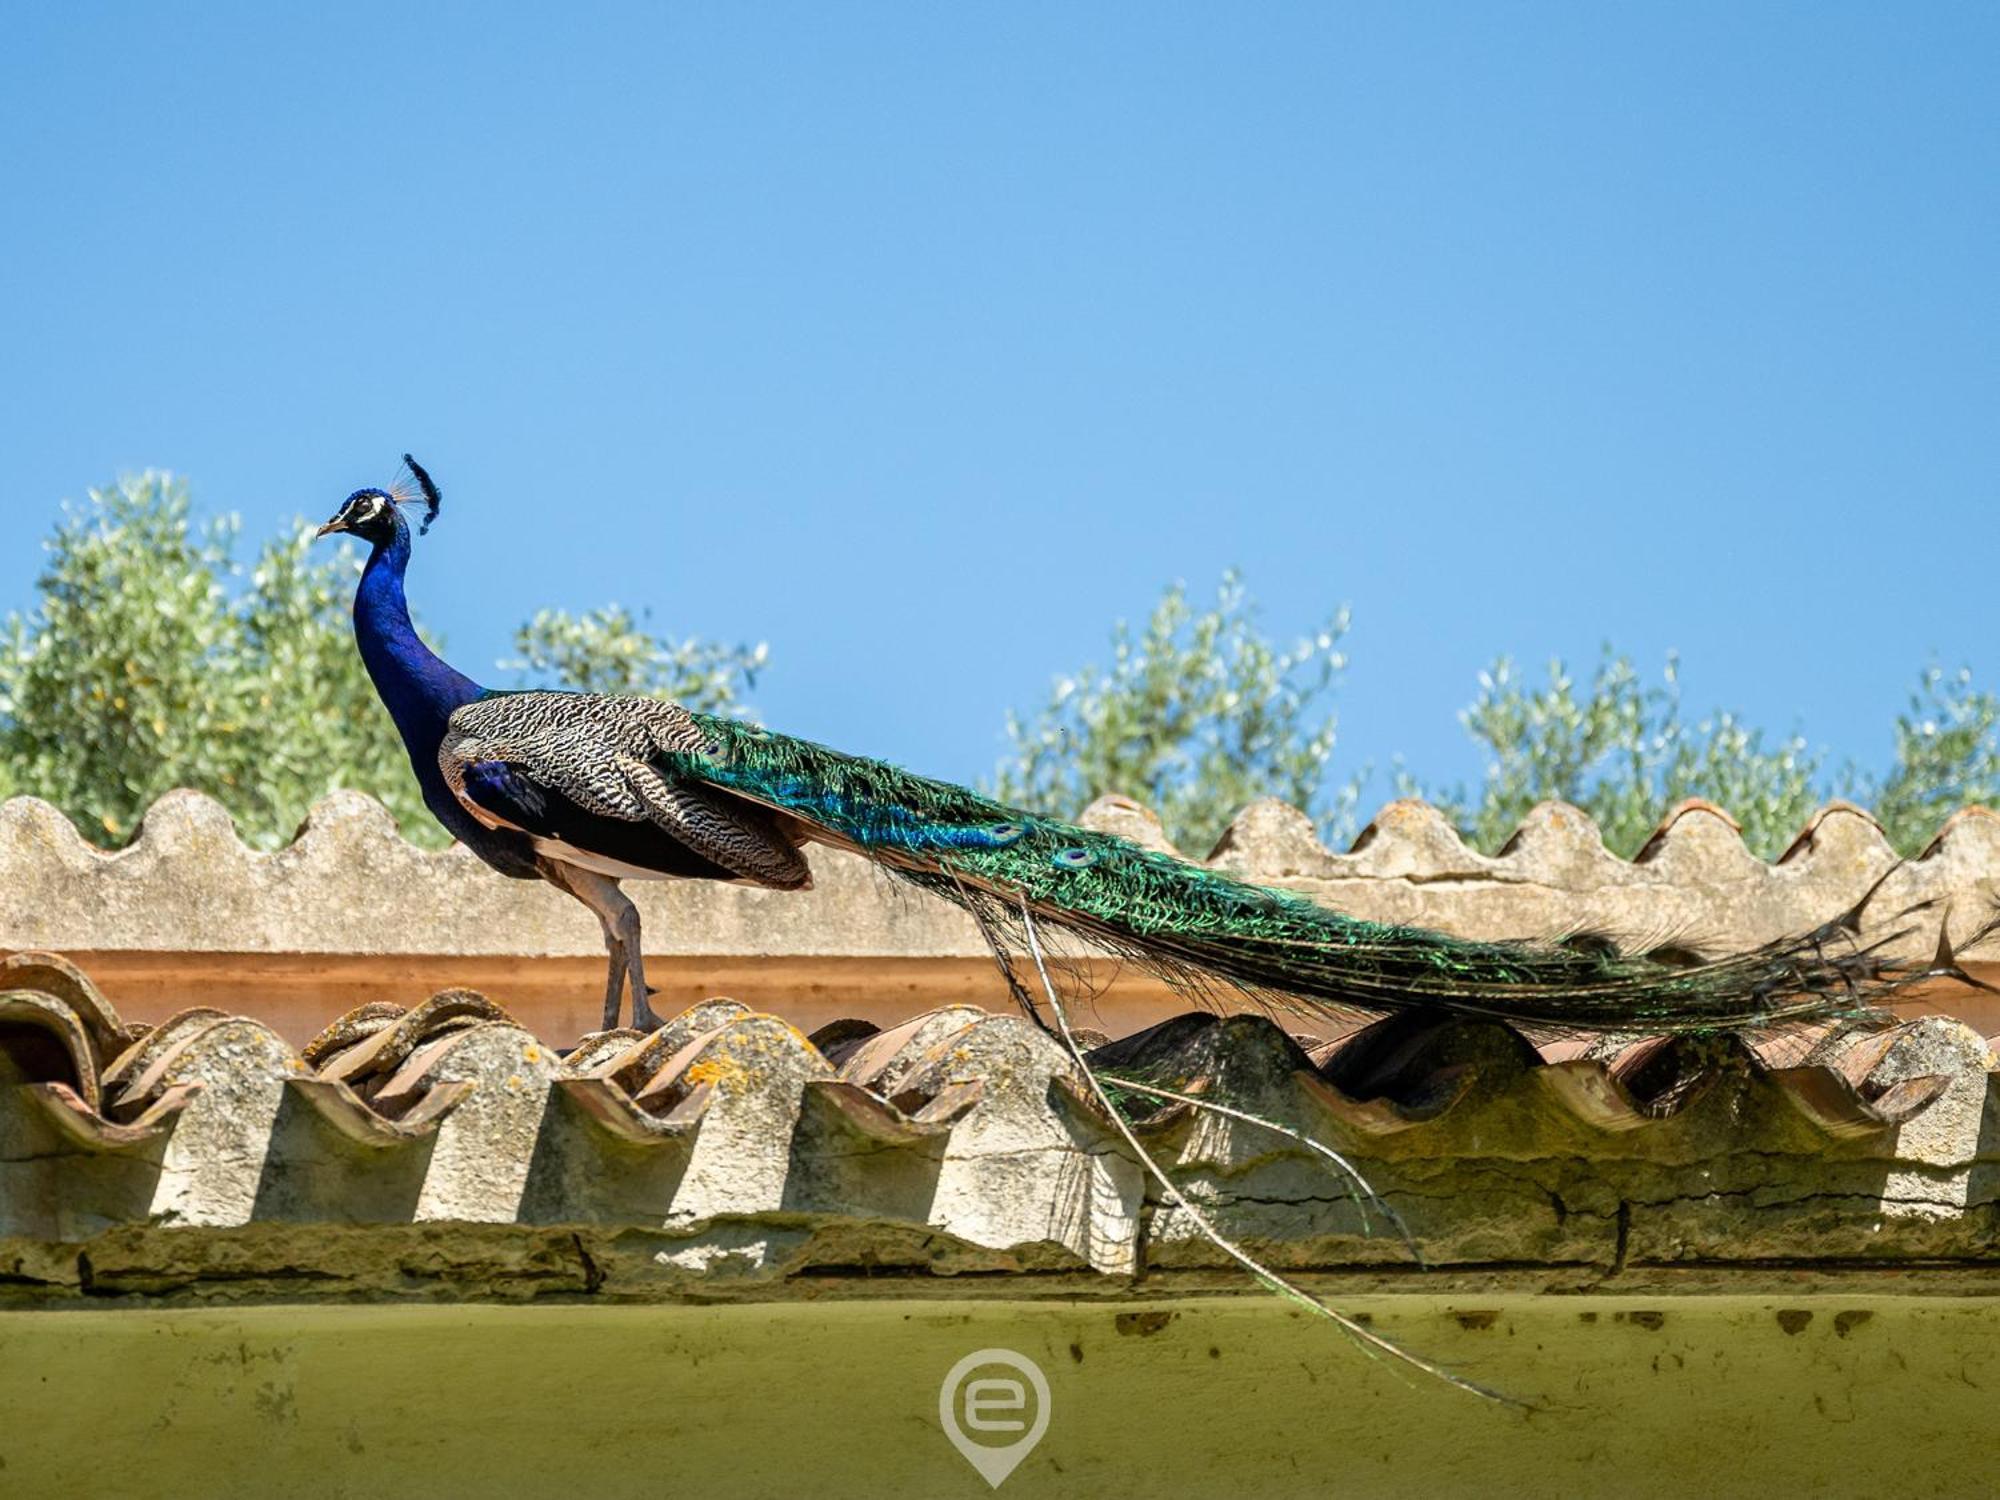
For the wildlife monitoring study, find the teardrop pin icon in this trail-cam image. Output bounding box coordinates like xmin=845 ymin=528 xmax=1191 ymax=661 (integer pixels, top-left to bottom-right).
xmin=939 ymin=1348 xmax=1051 ymax=1489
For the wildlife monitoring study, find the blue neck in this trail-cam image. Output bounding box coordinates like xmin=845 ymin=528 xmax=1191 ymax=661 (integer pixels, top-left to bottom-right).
xmin=354 ymin=514 xmax=484 ymax=751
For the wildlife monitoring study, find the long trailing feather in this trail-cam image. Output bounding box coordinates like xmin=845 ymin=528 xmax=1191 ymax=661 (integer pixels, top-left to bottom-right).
xmin=662 ymin=715 xmax=1913 ymax=1034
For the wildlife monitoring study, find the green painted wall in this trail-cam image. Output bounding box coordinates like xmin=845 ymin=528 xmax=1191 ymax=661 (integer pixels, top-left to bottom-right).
xmin=0 ymin=1295 xmax=1987 ymax=1497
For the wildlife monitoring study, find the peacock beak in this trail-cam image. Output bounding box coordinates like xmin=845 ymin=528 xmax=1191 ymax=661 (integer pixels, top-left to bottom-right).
xmin=314 ymin=517 xmax=346 ymax=539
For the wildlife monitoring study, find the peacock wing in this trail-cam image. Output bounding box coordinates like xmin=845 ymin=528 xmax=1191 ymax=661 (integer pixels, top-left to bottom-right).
xmin=441 ymin=692 xmax=810 ymax=889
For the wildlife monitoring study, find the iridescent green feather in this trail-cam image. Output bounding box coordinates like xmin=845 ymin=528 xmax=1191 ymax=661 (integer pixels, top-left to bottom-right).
xmin=665 ymin=714 xmax=1894 ymax=1033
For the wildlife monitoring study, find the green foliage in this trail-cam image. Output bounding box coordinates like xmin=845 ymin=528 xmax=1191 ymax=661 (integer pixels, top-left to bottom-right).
xmin=0 ymin=475 xmax=764 ymax=849
xmin=9 ymin=478 xmax=1998 ymax=864
xmin=1862 ymin=665 xmax=2000 ymax=853
xmin=1 ymin=474 xmax=233 ymax=842
xmin=997 ymin=582 xmax=2000 ymax=862
xmin=504 ymin=605 xmax=765 ymax=710
xmin=1413 ymin=652 xmax=2000 ymax=858
xmin=1429 ymin=652 xmax=1823 ymax=859
xmin=0 ymin=474 xmax=432 ymax=847
xmin=991 ymin=571 xmax=1354 ymax=854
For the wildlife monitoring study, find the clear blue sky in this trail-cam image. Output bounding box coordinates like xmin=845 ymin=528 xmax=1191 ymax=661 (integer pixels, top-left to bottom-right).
xmin=3 ymin=3 xmax=1994 ymax=823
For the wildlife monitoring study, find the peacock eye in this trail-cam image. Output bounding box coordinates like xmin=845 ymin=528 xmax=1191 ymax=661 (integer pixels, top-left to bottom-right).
xmin=988 ymin=823 xmax=1025 ymax=845
xmin=1051 ymin=846 xmax=1097 ymax=869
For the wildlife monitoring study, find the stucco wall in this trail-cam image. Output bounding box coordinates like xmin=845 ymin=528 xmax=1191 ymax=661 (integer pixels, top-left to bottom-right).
xmin=0 ymin=1296 xmax=1990 ymax=1497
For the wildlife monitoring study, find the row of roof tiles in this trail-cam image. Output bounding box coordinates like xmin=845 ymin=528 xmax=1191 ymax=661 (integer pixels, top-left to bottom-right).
xmin=1 ymin=951 xmax=1996 ymax=1295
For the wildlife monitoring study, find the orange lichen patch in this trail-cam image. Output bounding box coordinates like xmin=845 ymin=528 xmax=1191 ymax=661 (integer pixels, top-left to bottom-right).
xmin=683 ymin=1058 xmax=728 ymax=1092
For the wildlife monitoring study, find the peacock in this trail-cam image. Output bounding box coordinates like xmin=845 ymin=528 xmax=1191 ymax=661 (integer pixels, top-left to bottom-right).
xmin=321 ymin=456 xmax=1914 ymax=1038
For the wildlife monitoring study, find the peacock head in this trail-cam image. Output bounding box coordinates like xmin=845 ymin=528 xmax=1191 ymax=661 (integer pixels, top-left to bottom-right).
xmin=316 ymin=488 xmax=398 ymax=545
xmin=316 ymin=454 xmax=442 ymax=546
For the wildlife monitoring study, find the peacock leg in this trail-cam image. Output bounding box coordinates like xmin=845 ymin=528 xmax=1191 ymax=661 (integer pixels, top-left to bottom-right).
xmin=537 ymin=858 xmax=654 ymax=1032
xmin=597 ymin=927 xmax=627 ymax=1032
xmin=624 ymin=940 xmax=660 ymax=1033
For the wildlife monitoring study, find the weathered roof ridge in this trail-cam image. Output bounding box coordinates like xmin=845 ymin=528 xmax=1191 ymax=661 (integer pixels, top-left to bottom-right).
xmin=11 ymin=786 xmax=1986 ymax=869
xmin=4 ymin=789 xmax=1996 ymax=965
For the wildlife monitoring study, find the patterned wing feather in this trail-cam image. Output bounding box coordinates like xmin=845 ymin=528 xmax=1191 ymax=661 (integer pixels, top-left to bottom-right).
xmin=442 ymin=692 xmax=809 ymax=888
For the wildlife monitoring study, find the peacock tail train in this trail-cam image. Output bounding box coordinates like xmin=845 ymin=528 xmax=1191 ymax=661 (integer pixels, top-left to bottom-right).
xmin=664 ymin=714 xmax=1901 ymax=1034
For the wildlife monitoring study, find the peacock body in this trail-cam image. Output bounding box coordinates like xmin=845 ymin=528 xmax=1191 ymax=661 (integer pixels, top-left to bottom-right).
xmin=322 ymin=458 xmax=1900 ymax=1037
